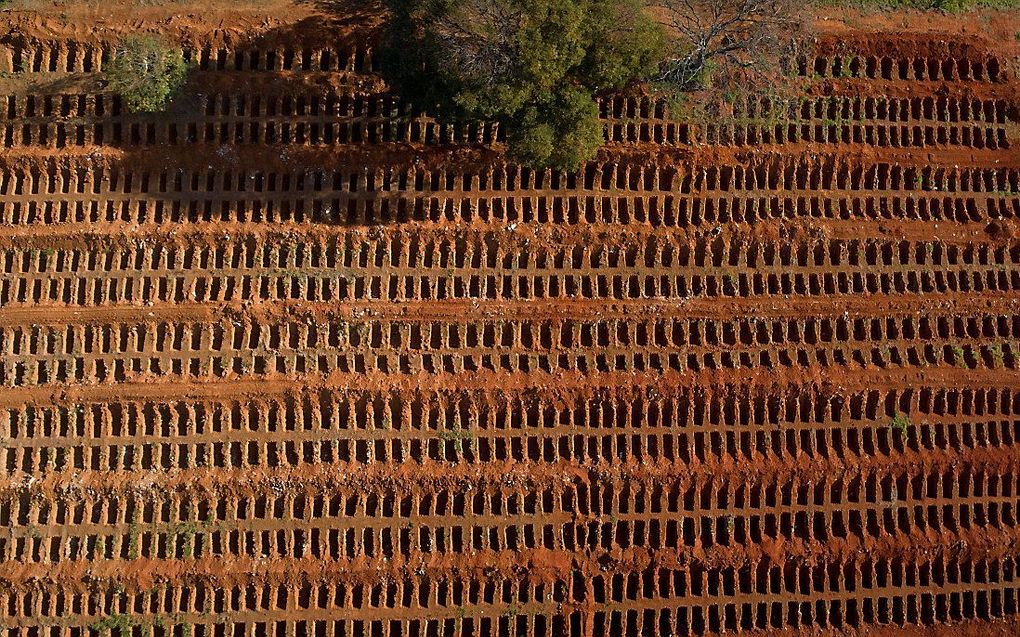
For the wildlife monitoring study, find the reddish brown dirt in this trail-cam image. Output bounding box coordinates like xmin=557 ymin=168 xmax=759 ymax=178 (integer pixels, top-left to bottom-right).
xmin=0 ymin=1 xmax=1019 ymax=636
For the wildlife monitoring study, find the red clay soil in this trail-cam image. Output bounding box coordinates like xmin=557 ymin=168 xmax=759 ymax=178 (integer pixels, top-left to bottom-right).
xmin=0 ymin=1 xmax=1019 ymax=636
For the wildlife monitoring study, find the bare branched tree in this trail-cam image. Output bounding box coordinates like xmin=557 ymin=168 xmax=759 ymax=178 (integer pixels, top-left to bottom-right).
xmin=431 ymin=0 xmax=523 ymax=87
xmin=654 ymin=0 xmax=795 ymax=89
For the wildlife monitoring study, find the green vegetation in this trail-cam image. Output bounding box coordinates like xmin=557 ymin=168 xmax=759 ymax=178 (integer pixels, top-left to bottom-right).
xmin=94 ymin=535 xmax=109 ymax=560
xmin=104 ymin=35 xmax=188 ymax=113
xmin=89 ymin=615 xmax=139 ymax=634
xmin=127 ymin=510 xmax=141 ymax=560
xmin=89 ymin=614 xmax=185 ymax=637
xmin=381 ymin=0 xmax=665 ymax=170
xmin=989 ymin=343 xmax=1005 ymax=369
xmin=890 ymin=413 xmax=910 ymax=440
xmin=437 ymin=424 xmax=475 ymax=454
xmin=167 ymin=513 xmax=215 ymax=559
xmin=380 ymin=0 xmax=1020 ymax=168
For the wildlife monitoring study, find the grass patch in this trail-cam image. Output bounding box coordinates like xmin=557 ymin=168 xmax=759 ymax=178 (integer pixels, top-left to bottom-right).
xmin=437 ymin=425 xmax=474 ymax=455
xmin=890 ymin=413 xmax=911 ymax=440
xmin=89 ymin=615 xmax=139 ymax=634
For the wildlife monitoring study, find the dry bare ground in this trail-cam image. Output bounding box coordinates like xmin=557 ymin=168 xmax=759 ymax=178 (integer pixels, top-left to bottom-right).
xmin=1 ymin=1 xmax=1020 ymax=635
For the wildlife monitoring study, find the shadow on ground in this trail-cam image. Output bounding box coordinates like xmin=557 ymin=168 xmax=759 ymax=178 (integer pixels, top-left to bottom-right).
xmin=30 ymin=1 xmax=506 ymax=228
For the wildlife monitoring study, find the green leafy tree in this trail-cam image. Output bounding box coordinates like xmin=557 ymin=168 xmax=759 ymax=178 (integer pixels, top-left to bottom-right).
xmin=383 ymin=0 xmax=665 ymax=170
xmin=105 ymin=35 xmax=189 ymax=113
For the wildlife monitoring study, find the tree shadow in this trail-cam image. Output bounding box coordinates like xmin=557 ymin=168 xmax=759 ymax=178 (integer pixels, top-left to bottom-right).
xmin=51 ymin=4 xmax=507 ymax=229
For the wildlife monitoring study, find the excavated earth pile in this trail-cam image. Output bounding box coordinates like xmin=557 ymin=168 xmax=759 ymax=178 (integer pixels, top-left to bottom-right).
xmin=1 ymin=6 xmax=1020 ymax=637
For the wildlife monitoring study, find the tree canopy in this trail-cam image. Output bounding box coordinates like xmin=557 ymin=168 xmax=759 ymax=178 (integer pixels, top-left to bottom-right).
xmin=105 ymin=35 xmax=189 ymax=113
xmin=382 ymin=0 xmax=665 ymax=170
